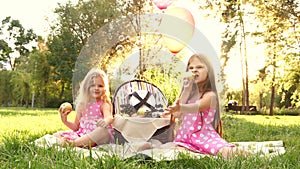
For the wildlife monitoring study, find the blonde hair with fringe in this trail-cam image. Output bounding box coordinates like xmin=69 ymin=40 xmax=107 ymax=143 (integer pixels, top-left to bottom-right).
xmin=74 ymin=68 xmax=111 ymax=114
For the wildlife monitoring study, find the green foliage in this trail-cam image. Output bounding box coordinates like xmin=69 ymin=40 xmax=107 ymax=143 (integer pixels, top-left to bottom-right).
xmin=0 ymin=16 xmax=38 ymax=70
xmin=281 ymin=53 xmax=300 ymax=108
xmin=249 ymin=0 xmax=300 ymax=110
xmin=26 ymin=50 xmax=51 ymax=107
xmin=46 ymin=0 xmax=128 ymax=103
xmin=142 ymin=68 xmax=181 ymax=105
xmin=273 ymin=108 xmax=300 ymax=116
xmin=0 ymin=70 xmax=13 ymax=106
xmin=10 ymin=70 xmax=31 ymax=107
xmin=0 ymin=39 xmax=12 ymax=62
xmin=47 ymin=30 xmax=78 ymax=102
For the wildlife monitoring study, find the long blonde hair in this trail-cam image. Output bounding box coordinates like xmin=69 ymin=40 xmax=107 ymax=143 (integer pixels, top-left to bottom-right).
xmin=75 ymin=68 xmax=111 ymax=113
xmin=186 ymin=53 xmax=223 ymax=136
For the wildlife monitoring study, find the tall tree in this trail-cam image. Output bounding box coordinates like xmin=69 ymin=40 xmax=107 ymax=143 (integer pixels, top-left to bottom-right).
xmin=97 ymin=0 xmax=155 ymax=77
xmin=27 ymin=49 xmax=51 ymax=108
xmin=0 ymin=16 xmax=38 ymax=70
xmin=47 ymin=30 xmax=79 ymax=101
xmin=74 ymin=0 xmax=169 ymax=90
xmin=10 ymin=70 xmax=31 ymax=107
xmin=217 ymin=0 xmax=251 ymax=112
xmin=47 ymin=0 xmax=122 ymax=101
xmin=250 ymin=0 xmax=300 ymax=114
xmin=279 ymin=0 xmax=300 ymax=108
xmin=0 ymin=70 xmax=13 ymax=106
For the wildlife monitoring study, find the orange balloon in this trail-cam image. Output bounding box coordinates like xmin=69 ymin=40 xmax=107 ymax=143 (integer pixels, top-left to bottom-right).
xmin=159 ymin=7 xmax=195 ymax=54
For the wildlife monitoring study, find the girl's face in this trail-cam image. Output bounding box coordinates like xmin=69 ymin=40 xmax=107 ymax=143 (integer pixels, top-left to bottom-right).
xmin=188 ymin=57 xmax=208 ymax=84
xmin=89 ymin=76 xmax=105 ymax=100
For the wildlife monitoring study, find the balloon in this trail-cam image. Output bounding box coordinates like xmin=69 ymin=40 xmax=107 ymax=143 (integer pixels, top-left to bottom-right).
xmin=159 ymin=7 xmax=195 ymax=54
xmin=151 ymin=0 xmax=175 ymax=10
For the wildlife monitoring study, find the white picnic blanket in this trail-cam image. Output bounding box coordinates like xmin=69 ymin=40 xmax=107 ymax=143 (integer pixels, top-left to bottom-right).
xmin=34 ymin=134 xmax=285 ymax=161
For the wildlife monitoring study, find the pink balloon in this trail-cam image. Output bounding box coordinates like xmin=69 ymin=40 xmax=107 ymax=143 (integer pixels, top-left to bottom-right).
xmin=160 ymin=7 xmax=195 ymax=54
xmin=151 ymin=0 xmax=175 ymax=10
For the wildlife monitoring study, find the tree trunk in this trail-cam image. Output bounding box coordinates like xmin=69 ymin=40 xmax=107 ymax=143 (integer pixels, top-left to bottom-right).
xmin=43 ymin=87 xmax=47 ymax=108
xmin=20 ymin=98 xmax=23 ymax=107
xmin=31 ymin=92 xmax=35 ymax=108
xmin=43 ymin=78 xmax=48 ymax=108
xmin=25 ymin=99 xmax=29 ymax=108
xmin=269 ymin=51 xmax=277 ymax=116
xmin=59 ymin=82 xmax=65 ymax=101
xmin=237 ymin=5 xmax=247 ymax=114
xmin=259 ymin=92 xmax=263 ymax=109
xmin=240 ymin=8 xmax=249 ymax=112
xmin=25 ymin=83 xmax=30 ymax=108
xmin=243 ymin=35 xmax=249 ymax=111
xmin=245 ymin=57 xmax=249 ymax=111
xmin=240 ymin=37 xmax=245 ymax=114
xmin=270 ymin=85 xmax=275 ymax=116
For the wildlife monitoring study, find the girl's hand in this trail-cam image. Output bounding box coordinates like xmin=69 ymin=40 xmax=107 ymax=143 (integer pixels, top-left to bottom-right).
xmin=162 ymin=99 xmax=181 ymax=118
xmin=59 ymin=102 xmax=72 ymax=122
xmin=183 ymin=72 xmax=194 ymax=92
xmin=58 ymin=107 xmax=71 ymax=122
xmin=60 ymin=137 xmax=74 ymax=146
xmin=96 ymin=119 xmax=108 ymax=128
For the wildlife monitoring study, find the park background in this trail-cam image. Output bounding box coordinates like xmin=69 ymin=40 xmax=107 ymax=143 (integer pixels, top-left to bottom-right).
xmin=0 ymin=0 xmax=299 ymax=116
xmin=0 ymin=0 xmax=299 ymax=168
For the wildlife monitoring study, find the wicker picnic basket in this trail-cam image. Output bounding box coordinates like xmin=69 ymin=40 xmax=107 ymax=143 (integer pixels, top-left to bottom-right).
xmin=112 ymin=79 xmax=175 ymax=144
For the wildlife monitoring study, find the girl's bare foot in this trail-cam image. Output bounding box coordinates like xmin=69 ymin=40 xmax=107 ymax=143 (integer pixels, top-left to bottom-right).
xmin=218 ymin=146 xmax=250 ymax=159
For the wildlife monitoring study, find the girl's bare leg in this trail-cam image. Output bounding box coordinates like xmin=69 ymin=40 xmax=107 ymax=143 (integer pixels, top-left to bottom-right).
xmin=67 ymin=127 xmax=111 ymax=148
xmin=84 ymin=127 xmax=110 ymax=146
xmin=54 ymin=127 xmax=111 ymax=147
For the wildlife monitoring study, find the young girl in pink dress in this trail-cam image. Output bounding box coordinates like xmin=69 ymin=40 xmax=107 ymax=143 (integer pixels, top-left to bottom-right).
xmin=54 ymin=68 xmax=114 ymax=147
xmin=164 ymin=53 xmax=245 ymax=158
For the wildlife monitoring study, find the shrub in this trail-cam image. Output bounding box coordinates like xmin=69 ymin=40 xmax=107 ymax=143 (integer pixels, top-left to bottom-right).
xmin=275 ymin=108 xmax=300 ymax=116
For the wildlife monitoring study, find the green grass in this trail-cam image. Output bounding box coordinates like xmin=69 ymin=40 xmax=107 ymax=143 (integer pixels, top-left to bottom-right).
xmin=0 ymin=108 xmax=299 ymax=168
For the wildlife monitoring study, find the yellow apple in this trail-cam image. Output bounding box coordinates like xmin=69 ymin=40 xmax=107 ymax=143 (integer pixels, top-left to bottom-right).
xmin=60 ymin=102 xmax=72 ymax=114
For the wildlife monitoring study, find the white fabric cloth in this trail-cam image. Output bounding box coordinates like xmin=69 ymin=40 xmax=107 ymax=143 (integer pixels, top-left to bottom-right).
xmin=34 ymin=135 xmax=285 ymax=161
xmin=112 ymin=115 xmax=171 ymax=142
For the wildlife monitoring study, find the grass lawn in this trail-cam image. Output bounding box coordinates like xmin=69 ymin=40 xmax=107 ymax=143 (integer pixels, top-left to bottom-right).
xmin=0 ymin=107 xmax=299 ymax=168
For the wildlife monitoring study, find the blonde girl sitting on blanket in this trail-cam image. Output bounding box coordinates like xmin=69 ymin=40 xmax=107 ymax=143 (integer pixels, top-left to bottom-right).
xmin=54 ymin=68 xmax=114 ymax=148
xmin=163 ymin=53 xmax=248 ymax=158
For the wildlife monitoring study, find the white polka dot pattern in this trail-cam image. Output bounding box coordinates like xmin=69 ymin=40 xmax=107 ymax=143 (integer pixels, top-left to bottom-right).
xmin=58 ymin=101 xmax=114 ymax=141
xmin=174 ymin=101 xmax=235 ymax=155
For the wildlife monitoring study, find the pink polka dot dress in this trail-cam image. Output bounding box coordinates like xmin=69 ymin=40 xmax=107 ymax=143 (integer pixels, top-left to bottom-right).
xmin=59 ymin=101 xmax=114 ymax=143
xmin=174 ymin=101 xmax=234 ymax=155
